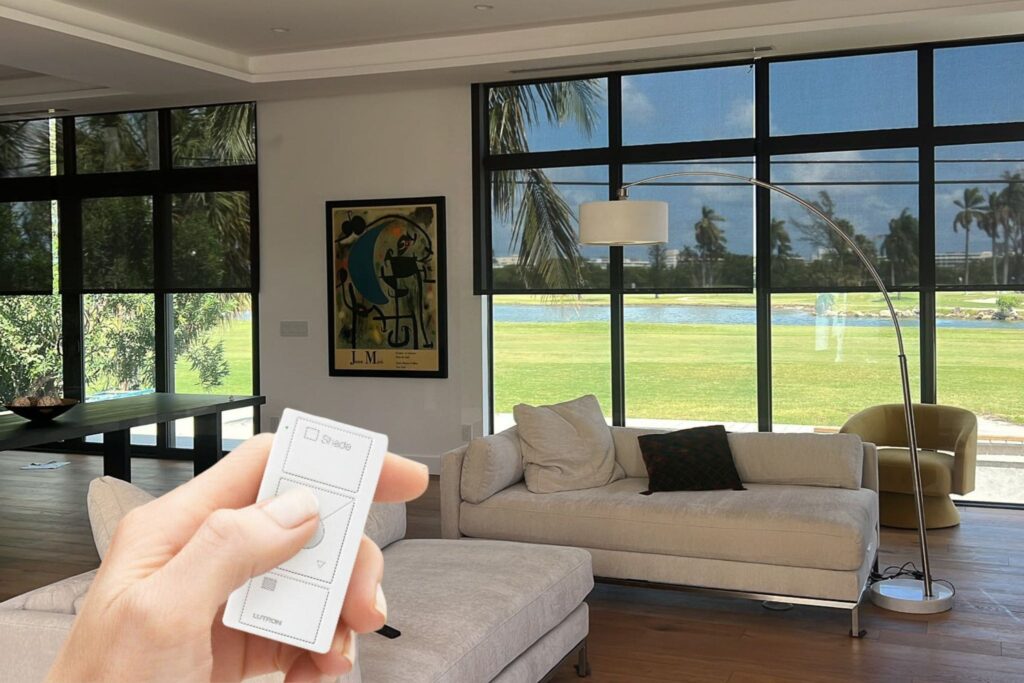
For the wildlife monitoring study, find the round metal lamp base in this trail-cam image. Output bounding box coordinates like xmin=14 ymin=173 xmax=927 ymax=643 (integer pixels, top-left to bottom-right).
xmin=869 ymin=578 xmax=954 ymax=614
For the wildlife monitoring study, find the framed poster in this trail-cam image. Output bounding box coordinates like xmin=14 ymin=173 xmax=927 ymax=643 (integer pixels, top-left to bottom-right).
xmin=326 ymin=196 xmax=447 ymax=378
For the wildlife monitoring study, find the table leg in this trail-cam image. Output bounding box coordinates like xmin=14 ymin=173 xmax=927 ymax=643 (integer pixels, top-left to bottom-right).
xmin=194 ymin=413 xmax=222 ymax=476
xmin=103 ymin=429 xmax=131 ymax=481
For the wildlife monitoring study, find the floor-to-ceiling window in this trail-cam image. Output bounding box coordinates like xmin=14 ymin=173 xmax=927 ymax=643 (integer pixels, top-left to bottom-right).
xmin=0 ymin=102 xmax=258 ymax=454
xmin=474 ymin=37 xmax=1024 ymax=506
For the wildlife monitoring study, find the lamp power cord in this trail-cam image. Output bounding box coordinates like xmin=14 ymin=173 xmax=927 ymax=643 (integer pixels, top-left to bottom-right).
xmin=869 ymin=561 xmax=956 ymax=598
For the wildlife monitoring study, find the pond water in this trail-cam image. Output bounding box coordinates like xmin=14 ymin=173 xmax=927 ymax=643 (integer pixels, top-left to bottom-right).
xmin=493 ymin=304 xmax=1024 ymax=329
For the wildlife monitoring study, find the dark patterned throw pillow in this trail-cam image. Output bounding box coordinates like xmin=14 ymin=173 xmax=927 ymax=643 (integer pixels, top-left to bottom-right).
xmin=637 ymin=425 xmax=745 ymax=494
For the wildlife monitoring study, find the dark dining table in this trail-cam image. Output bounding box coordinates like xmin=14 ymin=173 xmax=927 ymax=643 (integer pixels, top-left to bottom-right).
xmin=0 ymin=393 xmax=265 ymax=481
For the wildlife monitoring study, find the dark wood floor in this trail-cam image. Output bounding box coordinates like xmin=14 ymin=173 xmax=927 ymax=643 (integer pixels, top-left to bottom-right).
xmin=3 ymin=452 xmax=1024 ymax=682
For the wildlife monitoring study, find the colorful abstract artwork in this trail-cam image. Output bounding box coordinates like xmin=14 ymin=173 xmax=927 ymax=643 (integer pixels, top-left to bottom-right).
xmin=326 ymin=196 xmax=447 ymax=377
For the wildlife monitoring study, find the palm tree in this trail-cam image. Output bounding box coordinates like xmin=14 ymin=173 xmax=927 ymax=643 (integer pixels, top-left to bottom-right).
xmin=980 ymin=191 xmax=1005 ymax=284
xmin=880 ymin=208 xmax=919 ymax=287
xmin=0 ymin=119 xmax=56 ymax=178
xmin=489 ymin=81 xmax=604 ymax=289
xmin=999 ymin=172 xmax=1024 ymax=284
xmin=647 ymin=242 xmax=668 ymax=295
xmin=953 ymin=187 xmax=985 ymax=287
xmin=769 ymin=217 xmax=793 ymax=258
xmin=694 ymin=205 xmax=727 ymax=287
xmin=790 ymin=191 xmax=875 ymax=286
xmin=172 ymin=103 xmax=256 ymax=166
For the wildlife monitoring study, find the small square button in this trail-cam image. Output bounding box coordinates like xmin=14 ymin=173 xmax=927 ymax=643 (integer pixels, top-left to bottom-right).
xmin=303 ymin=427 xmax=320 ymax=442
xmin=261 ymin=577 xmax=277 ymax=592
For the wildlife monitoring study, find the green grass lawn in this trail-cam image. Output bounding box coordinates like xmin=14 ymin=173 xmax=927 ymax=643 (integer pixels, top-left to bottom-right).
xmin=174 ymin=318 xmax=254 ymax=395
xmin=493 ymin=318 xmax=1024 ymax=427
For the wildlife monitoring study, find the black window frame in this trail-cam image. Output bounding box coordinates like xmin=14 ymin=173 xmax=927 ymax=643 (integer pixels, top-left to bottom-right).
xmin=473 ymin=35 xmax=1024 ymax=450
xmin=0 ymin=102 xmax=260 ymax=460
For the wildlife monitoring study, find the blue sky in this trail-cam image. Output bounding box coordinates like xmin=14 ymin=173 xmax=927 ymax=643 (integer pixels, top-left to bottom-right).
xmin=491 ymin=42 xmax=1024 ymax=272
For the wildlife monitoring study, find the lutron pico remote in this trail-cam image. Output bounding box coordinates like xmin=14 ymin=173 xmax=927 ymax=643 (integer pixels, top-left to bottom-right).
xmin=222 ymin=408 xmax=387 ymax=653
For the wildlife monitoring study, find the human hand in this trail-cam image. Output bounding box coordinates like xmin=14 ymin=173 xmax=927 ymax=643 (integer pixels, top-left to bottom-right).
xmin=46 ymin=433 xmax=429 ymax=683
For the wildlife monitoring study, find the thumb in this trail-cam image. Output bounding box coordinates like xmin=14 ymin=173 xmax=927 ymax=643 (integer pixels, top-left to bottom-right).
xmin=152 ymin=487 xmax=319 ymax=619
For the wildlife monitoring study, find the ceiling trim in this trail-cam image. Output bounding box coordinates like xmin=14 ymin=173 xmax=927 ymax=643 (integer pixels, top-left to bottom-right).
xmin=0 ymin=86 xmax=119 ymax=108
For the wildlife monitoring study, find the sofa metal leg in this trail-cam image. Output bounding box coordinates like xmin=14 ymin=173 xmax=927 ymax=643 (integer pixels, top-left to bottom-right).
xmin=849 ymin=606 xmax=866 ymax=638
xmin=574 ymin=639 xmax=591 ymax=677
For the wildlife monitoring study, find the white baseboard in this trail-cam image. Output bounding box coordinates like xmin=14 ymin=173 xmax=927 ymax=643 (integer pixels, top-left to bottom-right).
xmin=403 ymin=453 xmax=442 ymax=476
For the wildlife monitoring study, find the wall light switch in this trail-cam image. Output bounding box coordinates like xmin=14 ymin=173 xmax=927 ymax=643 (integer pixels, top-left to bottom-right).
xmin=280 ymin=321 xmax=309 ymax=338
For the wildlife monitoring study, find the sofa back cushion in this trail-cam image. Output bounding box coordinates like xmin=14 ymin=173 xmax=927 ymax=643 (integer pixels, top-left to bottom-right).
xmin=514 ymin=394 xmax=624 ymax=493
xmin=88 ymin=476 xmax=156 ymax=559
xmin=611 ymin=428 xmax=864 ymax=490
xmin=461 ymin=427 xmax=524 ymax=504
xmin=613 ymin=427 xmax=663 ymax=477
xmin=728 ymin=433 xmax=864 ymax=489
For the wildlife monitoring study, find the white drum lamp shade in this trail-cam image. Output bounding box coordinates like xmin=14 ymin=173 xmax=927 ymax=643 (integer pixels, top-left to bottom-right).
xmin=579 ymin=200 xmax=669 ymax=245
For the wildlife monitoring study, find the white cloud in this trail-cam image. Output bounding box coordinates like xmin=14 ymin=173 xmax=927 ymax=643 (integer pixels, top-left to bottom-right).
xmin=621 ymin=78 xmax=655 ymax=123
xmin=725 ymin=98 xmax=754 ymax=137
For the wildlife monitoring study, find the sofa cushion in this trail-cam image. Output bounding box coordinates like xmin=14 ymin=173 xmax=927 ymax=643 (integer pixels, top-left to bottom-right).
xmin=878 ymin=447 xmax=953 ymax=495
xmin=612 ymin=426 xmax=662 ymax=477
xmin=460 ymin=427 xmax=524 ymax=504
xmin=0 ymin=570 xmax=97 ymax=616
xmin=87 ymin=476 xmax=156 ymax=559
xmin=359 ymin=539 xmax=592 ymax=683
xmin=460 ymin=478 xmax=877 ymax=572
xmin=638 ymin=425 xmax=745 ymax=493
xmin=728 ymin=433 xmax=864 ymax=490
xmin=364 ymin=503 xmax=407 ymax=550
xmin=514 ymin=394 xmax=624 ymax=493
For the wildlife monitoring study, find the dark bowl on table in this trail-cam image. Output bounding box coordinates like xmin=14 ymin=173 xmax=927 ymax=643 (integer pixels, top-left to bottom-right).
xmin=4 ymin=399 xmax=79 ymax=423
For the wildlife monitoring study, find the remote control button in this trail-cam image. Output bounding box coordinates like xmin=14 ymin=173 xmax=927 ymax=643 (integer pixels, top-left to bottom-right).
xmin=304 ymin=520 xmax=326 ymax=549
xmin=275 ymin=478 xmax=355 ymax=582
xmin=239 ymin=572 xmax=329 ymax=645
xmin=281 ymin=416 xmax=375 ymax=493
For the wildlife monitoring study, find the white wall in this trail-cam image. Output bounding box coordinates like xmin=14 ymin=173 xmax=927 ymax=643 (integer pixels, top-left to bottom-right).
xmin=257 ymin=87 xmax=484 ymax=470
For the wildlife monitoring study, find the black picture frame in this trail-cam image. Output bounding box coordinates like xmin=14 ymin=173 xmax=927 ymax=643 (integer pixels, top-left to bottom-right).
xmin=325 ymin=196 xmax=448 ymax=378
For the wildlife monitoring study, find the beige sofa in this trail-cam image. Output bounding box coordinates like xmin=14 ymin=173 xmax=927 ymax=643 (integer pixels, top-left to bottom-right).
xmin=442 ymin=427 xmax=879 ymax=636
xmin=0 ymin=479 xmax=594 ymax=683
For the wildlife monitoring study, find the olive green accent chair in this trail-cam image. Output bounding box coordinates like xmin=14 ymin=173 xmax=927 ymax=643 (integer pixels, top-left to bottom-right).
xmin=840 ymin=404 xmax=977 ymax=529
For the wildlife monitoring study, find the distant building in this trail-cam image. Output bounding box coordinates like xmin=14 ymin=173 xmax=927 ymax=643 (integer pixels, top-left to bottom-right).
xmin=935 ymin=251 xmax=992 ymax=268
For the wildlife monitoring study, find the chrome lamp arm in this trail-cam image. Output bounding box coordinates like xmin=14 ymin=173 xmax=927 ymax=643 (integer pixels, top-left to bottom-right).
xmin=599 ymin=170 xmax=951 ymax=611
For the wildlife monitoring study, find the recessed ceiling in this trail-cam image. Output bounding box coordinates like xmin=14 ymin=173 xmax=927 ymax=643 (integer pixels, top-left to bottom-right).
xmin=53 ymin=0 xmax=772 ymax=54
xmin=1 ymin=0 xmax=1024 ymax=117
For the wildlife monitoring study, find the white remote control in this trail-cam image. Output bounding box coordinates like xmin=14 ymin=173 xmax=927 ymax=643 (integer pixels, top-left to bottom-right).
xmin=222 ymin=408 xmax=387 ymax=653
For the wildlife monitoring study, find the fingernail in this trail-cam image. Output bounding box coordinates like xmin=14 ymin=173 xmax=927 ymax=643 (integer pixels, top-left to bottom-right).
xmin=374 ymin=583 xmax=388 ymax=621
xmin=263 ymin=488 xmax=319 ymax=528
xmin=342 ymin=630 xmax=356 ymax=669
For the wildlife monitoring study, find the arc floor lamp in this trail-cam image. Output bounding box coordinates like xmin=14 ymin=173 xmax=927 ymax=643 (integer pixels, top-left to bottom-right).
xmin=579 ymin=170 xmax=953 ymax=614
